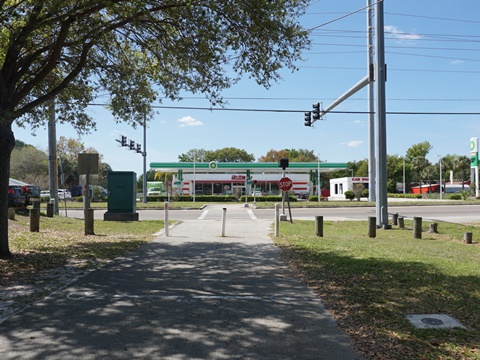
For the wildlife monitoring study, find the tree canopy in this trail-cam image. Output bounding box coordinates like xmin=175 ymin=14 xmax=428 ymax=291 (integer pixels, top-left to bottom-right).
xmin=178 ymin=147 xmax=255 ymax=163
xmin=258 ymin=149 xmax=318 ymax=162
xmin=0 ymin=1 xmax=309 ymax=257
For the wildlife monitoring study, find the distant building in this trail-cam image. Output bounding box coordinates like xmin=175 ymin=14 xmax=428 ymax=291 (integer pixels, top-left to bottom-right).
xmin=329 ymin=177 xmax=369 ymax=199
xmin=149 ymin=162 xmax=348 ymax=197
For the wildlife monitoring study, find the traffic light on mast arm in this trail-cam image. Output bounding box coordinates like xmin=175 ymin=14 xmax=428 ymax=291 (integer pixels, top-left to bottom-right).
xmin=129 ymin=140 xmax=136 ymax=150
xmin=116 ymin=135 xmax=128 ymax=146
xmin=312 ymin=103 xmax=321 ymax=120
xmin=304 ymin=111 xmax=312 ymax=127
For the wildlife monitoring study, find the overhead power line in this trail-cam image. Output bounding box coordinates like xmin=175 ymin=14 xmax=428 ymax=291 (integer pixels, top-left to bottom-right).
xmin=88 ymin=103 xmax=480 ymax=116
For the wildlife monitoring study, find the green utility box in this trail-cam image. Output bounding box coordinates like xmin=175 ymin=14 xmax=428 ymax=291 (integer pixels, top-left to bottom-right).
xmin=104 ymin=171 xmax=139 ymax=221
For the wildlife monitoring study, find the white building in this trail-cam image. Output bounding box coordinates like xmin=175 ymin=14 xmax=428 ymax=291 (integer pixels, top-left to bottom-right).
xmin=329 ymin=177 xmax=369 ymax=200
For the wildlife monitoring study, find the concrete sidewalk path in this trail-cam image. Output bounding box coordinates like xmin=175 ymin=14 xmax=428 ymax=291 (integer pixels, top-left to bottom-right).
xmin=0 ymin=216 xmax=364 ymax=359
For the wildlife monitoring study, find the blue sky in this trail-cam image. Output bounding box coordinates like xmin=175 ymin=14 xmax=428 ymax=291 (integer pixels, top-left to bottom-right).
xmin=13 ymin=0 xmax=480 ymax=176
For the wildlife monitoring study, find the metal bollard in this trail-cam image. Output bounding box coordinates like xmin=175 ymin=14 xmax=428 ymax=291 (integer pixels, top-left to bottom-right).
xmin=368 ymin=216 xmax=376 ymax=238
xmin=392 ymin=212 xmax=398 ymax=226
xmin=46 ymin=202 xmax=54 ymax=217
xmin=29 ymin=208 xmax=40 ymax=232
xmin=221 ymin=207 xmax=227 ymax=237
xmin=84 ymin=208 xmax=94 ymax=235
xmin=315 ymin=216 xmax=323 ymax=237
xmin=463 ymin=232 xmax=473 ymax=244
xmin=164 ymin=201 xmax=169 ymax=237
xmin=274 ymin=203 xmax=279 ymax=237
xmin=413 ymin=217 xmax=422 ymax=239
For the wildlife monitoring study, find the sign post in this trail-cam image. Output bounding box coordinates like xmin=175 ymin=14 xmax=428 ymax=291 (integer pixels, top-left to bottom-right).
xmin=278 ymin=159 xmax=289 ymax=221
xmin=78 ymin=153 xmax=99 ymax=235
xmin=471 ymin=137 xmax=478 ymax=197
xmin=279 ymin=176 xmax=293 ymax=222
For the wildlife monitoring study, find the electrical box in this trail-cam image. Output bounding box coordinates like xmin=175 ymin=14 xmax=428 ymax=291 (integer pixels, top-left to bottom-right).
xmin=104 ymin=171 xmax=139 ymax=221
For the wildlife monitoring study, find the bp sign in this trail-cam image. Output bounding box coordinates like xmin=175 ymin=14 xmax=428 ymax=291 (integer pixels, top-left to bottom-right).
xmin=209 ymin=161 xmax=218 ymax=170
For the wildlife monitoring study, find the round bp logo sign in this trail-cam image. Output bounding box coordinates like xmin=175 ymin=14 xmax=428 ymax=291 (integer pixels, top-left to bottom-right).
xmin=209 ymin=161 xmax=218 ymax=170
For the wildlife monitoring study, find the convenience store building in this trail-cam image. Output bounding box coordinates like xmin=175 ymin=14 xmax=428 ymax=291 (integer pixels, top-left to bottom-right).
xmin=149 ymin=161 xmax=348 ymax=197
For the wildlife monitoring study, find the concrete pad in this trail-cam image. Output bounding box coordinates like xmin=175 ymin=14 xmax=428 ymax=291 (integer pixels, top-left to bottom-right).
xmin=406 ymin=314 xmax=467 ymax=330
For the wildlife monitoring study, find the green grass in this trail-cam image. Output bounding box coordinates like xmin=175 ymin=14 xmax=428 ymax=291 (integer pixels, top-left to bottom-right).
xmin=274 ymin=220 xmax=480 ymax=360
xmin=2 ymin=213 xmax=164 ymax=285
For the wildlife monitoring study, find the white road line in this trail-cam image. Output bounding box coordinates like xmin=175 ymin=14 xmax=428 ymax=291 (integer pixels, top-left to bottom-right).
xmin=198 ymin=210 xmax=209 ymax=220
xmin=247 ymin=209 xmax=257 ymax=220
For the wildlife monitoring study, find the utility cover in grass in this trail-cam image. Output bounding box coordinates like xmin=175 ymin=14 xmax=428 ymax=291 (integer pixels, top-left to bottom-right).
xmin=406 ymin=314 xmax=467 ymax=330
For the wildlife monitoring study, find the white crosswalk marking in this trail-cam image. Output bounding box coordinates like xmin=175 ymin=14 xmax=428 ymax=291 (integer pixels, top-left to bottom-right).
xmin=247 ymin=209 xmax=257 ymax=220
xmin=198 ymin=210 xmax=209 ymax=220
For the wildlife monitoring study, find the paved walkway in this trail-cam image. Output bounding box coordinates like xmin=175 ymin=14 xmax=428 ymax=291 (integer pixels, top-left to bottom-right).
xmin=0 ymin=208 xmax=364 ymax=359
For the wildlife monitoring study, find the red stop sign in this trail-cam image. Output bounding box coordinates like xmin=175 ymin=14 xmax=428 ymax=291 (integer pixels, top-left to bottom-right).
xmin=279 ymin=177 xmax=293 ymax=191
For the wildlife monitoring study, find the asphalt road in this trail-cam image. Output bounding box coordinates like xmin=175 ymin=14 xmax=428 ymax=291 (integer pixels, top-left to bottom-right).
xmin=62 ymin=203 xmax=480 ymax=224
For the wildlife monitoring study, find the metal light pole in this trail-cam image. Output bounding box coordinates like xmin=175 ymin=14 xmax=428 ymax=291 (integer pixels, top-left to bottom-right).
xmin=436 ymin=155 xmax=442 ymax=200
xmin=317 ymin=153 xmax=321 ymax=204
xmin=142 ymin=116 xmax=147 ymax=204
xmin=193 ymin=151 xmax=196 ymax=203
xmin=403 ymin=157 xmax=406 ymax=195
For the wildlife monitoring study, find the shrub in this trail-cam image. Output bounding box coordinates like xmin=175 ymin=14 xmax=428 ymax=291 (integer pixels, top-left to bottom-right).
xmin=362 ymin=189 xmax=369 ymax=198
xmin=344 ymin=190 xmax=355 ymax=201
xmin=448 ymin=194 xmax=462 ymax=200
xmin=459 ymin=190 xmax=470 ymax=201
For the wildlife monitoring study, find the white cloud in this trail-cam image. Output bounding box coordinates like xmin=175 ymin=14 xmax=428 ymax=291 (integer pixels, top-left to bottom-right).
xmin=385 ymin=25 xmax=422 ymax=41
xmin=178 ymin=116 xmax=203 ymax=127
xmin=451 ymin=59 xmax=464 ymax=65
xmin=346 ymin=140 xmax=363 ymax=148
xmin=353 ymin=120 xmax=365 ymax=125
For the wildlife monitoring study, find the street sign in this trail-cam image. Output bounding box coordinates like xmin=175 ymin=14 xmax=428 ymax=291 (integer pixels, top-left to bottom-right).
xmin=279 ymin=177 xmax=293 ymax=191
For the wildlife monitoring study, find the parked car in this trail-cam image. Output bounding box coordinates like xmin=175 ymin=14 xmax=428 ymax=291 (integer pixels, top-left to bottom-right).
xmin=40 ymin=190 xmax=50 ymax=198
xmin=251 ymin=191 xmax=263 ymax=197
xmin=147 ymin=187 xmax=162 ymax=196
xmin=8 ymin=178 xmax=40 ymax=205
xmin=58 ymin=189 xmax=72 ymax=199
xmin=8 ymin=186 xmax=26 ymax=207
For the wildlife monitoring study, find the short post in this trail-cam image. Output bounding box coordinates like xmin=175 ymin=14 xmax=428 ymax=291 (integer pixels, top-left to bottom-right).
xmin=463 ymin=232 xmax=473 ymax=244
xmin=413 ymin=217 xmax=422 ymax=239
xmin=164 ymin=201 xmax=169 ymax=237
xmin=428 ymin=222 xmax=438 ymax=233
xmin=221 ymin=207 xmax=227 ymax=237
xmin=392 ymin=212 xmax=398 ymax=226
xmin=85 ymin=208 xmax=94 ymax=235
xmin=32 ymin=200 xmax=40 ymax=210
xmin=315 ymin=216 xmax=323 ymax=237
xmin=29 ymin=208 xmax=40 ymax=232
xmin=398 ymin=217 xmax=405 ymax=229
xmin=368 ymin=216 xmax=376 ymax=238
xmin=8 ymin=208 xmax=15 ymax=220
xmin=274 ymin=203 xmax=279 ymax=237
xmin=46 ymin=202 xmax=54 ymax=218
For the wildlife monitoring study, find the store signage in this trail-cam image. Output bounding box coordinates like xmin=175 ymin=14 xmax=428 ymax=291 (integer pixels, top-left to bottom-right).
xmin=351 ymin=177 xmax=369 ymax=182
xmin=231 ymin=175 xmax=246 ymax=180
xmin=279 ymin=177 xmax=293 ymax=191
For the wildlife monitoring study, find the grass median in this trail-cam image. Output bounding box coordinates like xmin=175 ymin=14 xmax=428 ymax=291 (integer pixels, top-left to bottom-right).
xmin=2 ymin=212 xmax=164 ymax=286
xmin=274 ymin=219 xmax=480 ymax=360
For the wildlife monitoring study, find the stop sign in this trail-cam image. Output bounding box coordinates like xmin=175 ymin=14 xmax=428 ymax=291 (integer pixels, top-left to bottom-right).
xmin=278 ymin=177 xmax=293 ymax=191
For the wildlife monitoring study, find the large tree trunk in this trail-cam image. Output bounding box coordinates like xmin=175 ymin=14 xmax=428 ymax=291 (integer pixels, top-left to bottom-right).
xmin=0 ymin=121 xmax=15 ymax=258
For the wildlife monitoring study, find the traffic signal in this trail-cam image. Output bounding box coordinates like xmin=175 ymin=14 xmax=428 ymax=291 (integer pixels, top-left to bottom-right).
xmin=136 ymin=143 xmax=142 ymax=153
xmin=246 ymin=170 xmax=251 ymax=180
xmin=129 ymin=140 xmax=135 ymax=150
xmin=312 ymin=103 xmax=321 ymax=120
xmin=119 ymin=135 xmax=127 ymax=146
xmin=304 ymin=112 xmax=311 ymax=127
xmin=178 ymin=169 xmax=183 ymax=181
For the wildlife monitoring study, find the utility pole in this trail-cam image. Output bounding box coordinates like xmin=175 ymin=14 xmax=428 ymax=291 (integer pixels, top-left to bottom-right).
xmin=48 ymin=99 xmax=59 ymax=215
xmin=367 ymin=0 xmax=376 ymax=202
xmin=375 ymin=0 xmax=389 ymax=228
xmin=142 ymin=117 xmax=147 ymax=204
